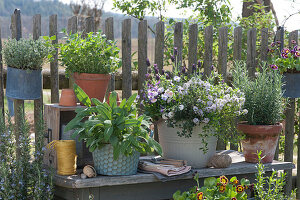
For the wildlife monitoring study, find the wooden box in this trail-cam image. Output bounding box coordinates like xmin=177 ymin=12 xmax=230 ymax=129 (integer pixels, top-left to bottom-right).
xmin=44 ymin=104 xmax=93 ymax=169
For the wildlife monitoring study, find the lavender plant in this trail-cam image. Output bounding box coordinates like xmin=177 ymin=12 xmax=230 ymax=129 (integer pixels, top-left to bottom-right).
xmin=0 ymin=110 xmax=53 ymax=199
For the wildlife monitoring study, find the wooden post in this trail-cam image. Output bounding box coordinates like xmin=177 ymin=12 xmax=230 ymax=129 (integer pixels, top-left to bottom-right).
xmin=174 ymin=22 xmax=183 ymax=70
xmin=233 ymin=27 xmax=242 ymax=60
xmin=0 ymin=26 xmax=4 ymax=117
xmin=247 ymin=28 xmax=256 ymax=78
xmin=188 ymin=24 xmax=198 ymax=73
xmin=67 ymin=16 xmax=77 ymax=35
xmin=33 ymin=14 xmax=42 ymax=141
xmin=105 ymin=17 xmax=115 ymax=99
xmin=203 ymin=26 xmax=213 ymax=78
xmin=154 ymin=21 xmax=164 ymax=74
xmin=67 ymin=16 xmax=77 ymax=89
xmin=260 ymin=28 xmax=269 ymax=62
xmin=83 ymin=17 xmax=95 ymax=37
xmin=11 ymin=9 xmax=24 ymax=158
xmin=216 ymin=27 xmax=228 ymax=151
xmin=122 ymin=19 xmax=132 ymax=100
xmin=49 ymin=15 xmax=59 ymax=103
xmin=138 ymin=20 xmax=147 ymax=108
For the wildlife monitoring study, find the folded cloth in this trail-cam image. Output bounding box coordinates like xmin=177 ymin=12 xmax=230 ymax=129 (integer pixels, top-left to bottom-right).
xmin=138 ymin=161 xmax=191 ymax=176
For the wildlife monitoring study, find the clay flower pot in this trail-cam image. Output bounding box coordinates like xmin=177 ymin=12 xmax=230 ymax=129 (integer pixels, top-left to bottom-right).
xmin=73 ymin=72 xmax=111 ymax=102
xmin=59 ymin=89 xmax=77 ymax=107
xmin=237 ymin=123 xmax=282 ymax=163
xmin=106 ymin=92 xmax=121 ymax=106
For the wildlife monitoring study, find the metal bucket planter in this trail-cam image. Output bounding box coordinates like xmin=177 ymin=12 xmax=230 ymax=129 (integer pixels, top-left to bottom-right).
xmin=282 ymin=73 xmax=300 ymax=98
xmin=6 ymin=66 xmax=42 ymax=100
xmin=157 ymin=121 xmax=217 ymax=168
xmin=92 ymin=144 xmax=140 ymax=175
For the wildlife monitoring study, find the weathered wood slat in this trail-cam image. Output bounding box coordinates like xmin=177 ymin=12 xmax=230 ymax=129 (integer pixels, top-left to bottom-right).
xmin=105 ymin=17 xmax=115 ymax=98
xmin=233 ymin=27 xmax=242 ymax=60
xmin=138 ymin=20 xmax=147 ymax=105
xmin=188 ymin=24 xmax=198 ymax=73
xmin=204 ymin=26 xmax=213 ymax=77
xmin=174 ymin=22 xmax=183 ymax=70
xmin=83 ymin=17 xmax=95 ymax=37
xmin=260 ymin=28 xmax=268 ymax=62
xmin=218 ymin=27 xmax=228 ymax=79
xmin=122 ymin=19 xmax=132 ymax=100
xmin=154 ymin=21 xmax=164 ymax=74
xmin=49 ymin=15 xmax=59 ymax=103
xmin=246 ymin=28 xmax=257 ymax=78
xmin=33 ymin=14 xmax=43 ymax=141
xmin=67 ymin=16 xmax=77 ymax=35
xmin=11 ymin=9 xmax=23 ymax=158
xmin=0 ymin=27 xmax=4 ymax=117
xmin=53 ymin=151 xmax=295 ymax=189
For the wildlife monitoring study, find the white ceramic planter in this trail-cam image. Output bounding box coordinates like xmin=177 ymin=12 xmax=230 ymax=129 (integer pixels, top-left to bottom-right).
xmin=157 ymin=121 xmax=217 ymax=168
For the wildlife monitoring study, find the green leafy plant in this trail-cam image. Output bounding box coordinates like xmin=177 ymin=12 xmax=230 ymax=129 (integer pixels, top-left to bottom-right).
xmin=59 ymin=31 xmax=121 ymax=77
xmin=254 ymin=151 xmax=296 ymax=200
xmin=64 ymin=84 xmax=162 ymax=160
xmin=232 ymin=60 xmax=284 ymax=125
xmin=173 ymin=174 xmax=251 ymax=200
xmin=2 ymin=36 xmax=55 ymax=70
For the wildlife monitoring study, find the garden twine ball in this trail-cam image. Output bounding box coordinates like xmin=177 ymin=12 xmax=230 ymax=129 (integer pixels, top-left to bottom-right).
xmin=83 ymin=165 xmax=97 ymax=178
xmin=207 ymin=153 xmax=232 ymax=168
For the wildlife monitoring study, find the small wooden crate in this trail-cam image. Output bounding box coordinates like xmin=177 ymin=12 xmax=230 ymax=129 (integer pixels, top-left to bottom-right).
xmin=44 ymin=104 xmax=93 ymax=169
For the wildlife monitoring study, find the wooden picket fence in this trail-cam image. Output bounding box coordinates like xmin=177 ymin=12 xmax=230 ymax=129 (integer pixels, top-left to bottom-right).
xmin=0 ymin=8 xmax=299 ymax=197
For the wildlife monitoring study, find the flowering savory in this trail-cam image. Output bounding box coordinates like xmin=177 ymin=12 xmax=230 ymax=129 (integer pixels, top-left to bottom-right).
xmin=142 ymin=58 xmax=246 ymax=147
xmin=268 ymin=40 xmax=300 ymax=73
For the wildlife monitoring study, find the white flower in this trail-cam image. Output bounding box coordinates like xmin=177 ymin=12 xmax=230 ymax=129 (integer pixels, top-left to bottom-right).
xmin=168 ymin=111 xmax=174 ymax=118
xmin=193 ymin=106 xmax=198 ymax=112
xmin=153 ymin=91 xmax=158 ymax=97
xmin=158 ymin=87 xmax=164 ymax=93
xmin=207 ymin=95 xmax=213 ymax=100
xmin=198 ymin=109 xmax=204 ymax=116
xmin=174 ymin=76 xmax=181 ymax=82
xmin=207 ymin=101 xmax=213 ymax=107
xmin=165 ymin=89 xmax=173 ymax=97
xmin=162 ymin=113 xmax=168 ymax=119
xmin=151 ymin=98 xmax=157 ymax=103
xmin=203 ymin=118 xmax=210 ymax=124
xmin=243 ymin=109 xmax=248 ymax=114
xmin=179 ymin=105 xmax=184 ymax=110
xmin=193 ymin=118 xmax=199 ymax=124
xmin=161 ymin=93 xmax=168 ymax=101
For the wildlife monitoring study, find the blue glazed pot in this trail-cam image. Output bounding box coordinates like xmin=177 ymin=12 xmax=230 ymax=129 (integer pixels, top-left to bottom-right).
xmin=6 ymin=66 xmax=42 ymax=100
xmin=282 ymin=73 xmax=300 ymax=98
xmin=92 ymin=144 xmax=140 ymax=175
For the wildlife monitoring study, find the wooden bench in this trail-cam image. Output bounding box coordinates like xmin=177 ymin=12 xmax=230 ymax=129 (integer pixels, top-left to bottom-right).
xmin=53 ymin=151 xmax=294 ymax=200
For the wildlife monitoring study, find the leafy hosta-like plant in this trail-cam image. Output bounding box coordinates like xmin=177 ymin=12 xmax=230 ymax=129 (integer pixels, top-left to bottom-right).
xmin=64 ymin=84 xmax=162 ymax=160
xmin=173 ymin=174 xmax=251 ymax=200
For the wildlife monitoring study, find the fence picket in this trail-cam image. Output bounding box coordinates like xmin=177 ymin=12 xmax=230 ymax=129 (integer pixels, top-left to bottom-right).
xmin=188 ymin=24 xmax=198 ymax=73
xmin=247 ymin=28 xmax=256 ymax=78
xmin=233 ymin=27 xmax=242 ymax=60
xmin=67 ymin=16 xmax=77 ymax=35
xmin=204 ymin=26 xmax=213 ymax=77
xmin=260 ymin=28 xmax=268 ymax=61
xmin=105 ymin=17 xmax=115 ymax=97
xmin=0 ymin=27 xmax=4 ymax=117
xmin=122 ymin=19 xmax=132 ymax=99
xmin=174 ymin=22 xmax=183 ymax=70
xmin=138 ymin=20 xmax=148 ymax=102
xmin=155 ymin=21 xmax=164 ymax=74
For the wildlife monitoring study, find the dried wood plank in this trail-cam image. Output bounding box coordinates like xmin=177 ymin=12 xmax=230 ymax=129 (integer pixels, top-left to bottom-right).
xmin=204 ymin=26 xmax=213 ymax=77
xmin=260 ymin=28 xmax=268 ymax=62
xmin=67 ymin=16 xmax=77 ymax=35
xmin=83 ymin=17 xmax=95 ymax=37
xmin=233 ymin=27 xmax=242 ymax=60
xmin=247 ymin=28 xmax=257 ymax=78
xmin=0 ymin=27 xmax=4 ymax=117
xmin=188 ymin=24 xmax=198 ymax=73
xmin=174 ymin=22 xmax=183 ymax=70
xmin=154 ymin=21 xmax=164 ymax=74
xmin=33 ymin=14 xmax=43 ymax=141
xmin=218 ymin=27 xmax=228 ymax=79
xmin=49 ymin=15 xmax=59 ymax=103
xmin=105 ymin=17 xmax=115 ymax=99
xmin=11 ymin=9 xmax=23 ymax=158
xmin=138 ymin=20 xmax=147 ymax=106
xmin=122 ymin=19 xmax=132 ymax=100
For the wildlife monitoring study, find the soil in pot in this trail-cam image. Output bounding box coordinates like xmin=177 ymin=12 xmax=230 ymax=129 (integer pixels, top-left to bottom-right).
xmin=238 ymin=123 xmax=282 ymax=163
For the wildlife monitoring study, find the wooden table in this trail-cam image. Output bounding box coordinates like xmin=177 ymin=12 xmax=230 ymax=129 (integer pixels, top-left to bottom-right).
xmin=53 ymin=151 xmax=294 ymax=200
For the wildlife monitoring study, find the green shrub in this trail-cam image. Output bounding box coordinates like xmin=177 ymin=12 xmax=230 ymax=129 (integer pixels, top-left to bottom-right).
xmin=60 ymin=31 xmax=121 ymax=77
xmin=2 ymin=37 xmax=54 ymax=70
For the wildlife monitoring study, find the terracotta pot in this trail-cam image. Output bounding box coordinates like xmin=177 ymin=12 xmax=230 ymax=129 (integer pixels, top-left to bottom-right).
xmin=73 ymin=73 xmax=111 ymax=102
xmin=237 ymin=123 xmax=282 ymax=163
xmin=59 ymin=89 xmax=77 ymax=107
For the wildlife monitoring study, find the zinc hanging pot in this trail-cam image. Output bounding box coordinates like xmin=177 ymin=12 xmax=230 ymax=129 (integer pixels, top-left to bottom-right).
xmin=6 ymin=66 xmax=42 ymax=100
xmin=282 ymin=73 xmax=300 ymax=98
xmin=73 ymin=72 xmax=111 ymax=102
xmin=157 ymin=121 xmax=217 ymax=168
xmin=92 ymin=144 xmax=140 ymax=175
xmin=237 ymin=123 xmax=282 ymax=163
